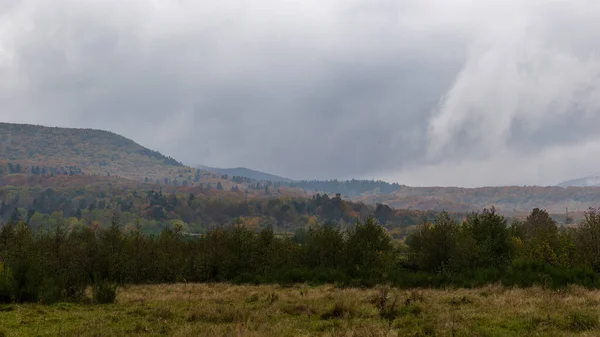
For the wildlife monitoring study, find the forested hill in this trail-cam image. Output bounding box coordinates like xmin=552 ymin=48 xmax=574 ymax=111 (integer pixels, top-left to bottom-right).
xmin=286 ymin=180 xmax=600 ymax=218
xmin=354 ymin=185 xmax=600 ymax=216
xmin=197 ymin=165 xmax=292 ymax=183
xmin=0 ymin=175 xmax=440 ymax=237
xmin=289 ymin=179 xmax=403 ymax=197
xmin=0 ymin=123 xmax=196 ymax=183
xmin=5 ymin=123 xmax=600 ymax=219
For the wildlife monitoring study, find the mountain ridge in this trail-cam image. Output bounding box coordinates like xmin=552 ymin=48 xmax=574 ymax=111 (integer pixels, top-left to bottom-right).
xmin=0 ymin=122 xmax=309 ymax=198
xmin=558 ymin=175 xmax=600 ymax=187
xmin=196 ymin=165 xmax=293 ymax=182
xmin=4 ymin=122 xmax=600 ymax=217
xmin=0 ymin=122 xmax=212 ymax=185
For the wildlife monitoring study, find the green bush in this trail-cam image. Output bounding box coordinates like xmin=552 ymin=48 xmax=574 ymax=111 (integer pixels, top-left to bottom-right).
xmin=93 ymin=281 xmax=118 ymax=304
xmin=502 ymin=261 xmax=600 ymax=289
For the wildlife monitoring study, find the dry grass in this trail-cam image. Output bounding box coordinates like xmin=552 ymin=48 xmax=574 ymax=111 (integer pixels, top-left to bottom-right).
xmin=2 ymin=283 xmax=600 ymax=336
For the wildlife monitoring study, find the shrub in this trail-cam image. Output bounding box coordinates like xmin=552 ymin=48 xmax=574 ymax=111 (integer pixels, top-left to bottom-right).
xmin=93 ymin=281 xmax=118 ymax=304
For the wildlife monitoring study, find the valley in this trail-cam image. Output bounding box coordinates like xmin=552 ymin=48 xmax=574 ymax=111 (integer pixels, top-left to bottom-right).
xmin=3 ymin=123 xmax=600 ymax=336
xmin=3 ymin=2 xmax=599 ymax=335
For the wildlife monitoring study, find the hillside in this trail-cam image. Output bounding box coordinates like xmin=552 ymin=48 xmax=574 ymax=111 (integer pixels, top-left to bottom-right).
xmin=0 ymin=174 xmax=438 ymax=236
xmin=289 ymin=179 xmax=403 ymax=197
xmin=4 ymin=123 xmax=600 ymax=221
xmin=558 ymin=176 xmax=600 ymax=187
xmin=353 ymin=185 xmax=600 ymax=216
xmin=196 ymin=165 xmax=292 ymax=182
xmin=0 ymin=123 xmax=192 ymax=181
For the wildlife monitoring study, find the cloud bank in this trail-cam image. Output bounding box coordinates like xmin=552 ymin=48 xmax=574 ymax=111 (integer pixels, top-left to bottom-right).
xmin=1 ymin=0 xmax=600 ymax=186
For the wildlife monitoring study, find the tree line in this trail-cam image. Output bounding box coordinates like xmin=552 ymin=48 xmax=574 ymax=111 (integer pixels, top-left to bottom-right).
xmin=3 ymin=206 xmax=600 ymax=304
xmin=0 ymin=162 xmax=84 ymax=176
xmin=288 ymin=179 xmax=403 ymax=197
xmin=1 ymin=187 xmax=437 ymax=234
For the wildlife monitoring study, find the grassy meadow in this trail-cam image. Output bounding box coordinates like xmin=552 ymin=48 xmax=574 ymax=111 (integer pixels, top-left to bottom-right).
xmin=1 ymin=283 xmax=600 ymax=336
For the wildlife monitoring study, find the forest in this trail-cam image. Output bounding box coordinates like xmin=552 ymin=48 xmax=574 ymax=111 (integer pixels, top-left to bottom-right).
xmin=2 ymin=206 xmax=600 ymax=305
xmin=0 ymin=178 xmax=438 ymax=236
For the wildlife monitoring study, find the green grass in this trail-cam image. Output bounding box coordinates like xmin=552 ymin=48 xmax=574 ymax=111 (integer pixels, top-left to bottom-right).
xmin=1 ymin=283 xmax=600 ymax=336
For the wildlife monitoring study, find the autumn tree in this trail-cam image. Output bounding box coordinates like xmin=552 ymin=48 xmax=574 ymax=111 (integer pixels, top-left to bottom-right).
xmin=575 ymin=207 xmax=600 ymax=271
xmin=517 ymin=208 xmax=560 ymax=265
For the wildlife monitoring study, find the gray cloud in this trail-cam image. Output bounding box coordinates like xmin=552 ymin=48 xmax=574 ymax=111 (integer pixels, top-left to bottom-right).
xmin=2 ymin=0 xmax=600 ymax=186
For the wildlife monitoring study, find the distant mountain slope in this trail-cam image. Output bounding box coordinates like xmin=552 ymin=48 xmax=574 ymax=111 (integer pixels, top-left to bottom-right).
xmin=557 ymin=176 xmax=600 ymax=187
xmin=290 ymin=179 xmax=403 ymax=197
xmin=196 ymin=165 xmax=292 ymax=182
xmin=0 ymin=122 xmax=195 ymax=182
xmin=354 ymin=185 xmax=600 ymax=215
xmin=0 ymin=123 xmax=311 ymax=198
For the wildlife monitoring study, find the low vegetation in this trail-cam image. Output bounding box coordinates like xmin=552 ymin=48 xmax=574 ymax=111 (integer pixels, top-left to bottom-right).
xmin=2 ymin=283 xmax=600 ymax=336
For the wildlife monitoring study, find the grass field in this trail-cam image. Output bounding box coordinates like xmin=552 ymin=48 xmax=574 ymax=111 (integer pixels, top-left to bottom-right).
xmin=1 ymin=283 xmax=600 ymax=336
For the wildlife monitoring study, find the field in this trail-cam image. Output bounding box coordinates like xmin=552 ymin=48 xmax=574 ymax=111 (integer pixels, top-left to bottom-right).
xmin=1 ymin=284 xmax=600 ymax=336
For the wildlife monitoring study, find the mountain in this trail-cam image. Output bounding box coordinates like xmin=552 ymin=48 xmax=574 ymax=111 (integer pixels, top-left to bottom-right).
xmin=0 ymin=122 xmax=214 ymax=185
xmin=0 ymin=123 xmax=309 ymax=197
xmin=196 ymin=165 xmax=292 ymax=182
xmin=557 ymin=176 xmax=600 ymax=187
xmin=5 ymin=122 xmax=600 ymax=221
xmin=351 ymin=185 xmax=600 ymax=219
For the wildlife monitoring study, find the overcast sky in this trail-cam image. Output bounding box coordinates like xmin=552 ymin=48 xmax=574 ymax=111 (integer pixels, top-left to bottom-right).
xmin=2 ymin=0 xmax=600 ymax=187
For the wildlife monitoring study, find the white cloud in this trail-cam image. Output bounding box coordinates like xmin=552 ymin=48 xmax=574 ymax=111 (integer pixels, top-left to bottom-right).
xmin=421 ymin=0 xmax=600 ymax=185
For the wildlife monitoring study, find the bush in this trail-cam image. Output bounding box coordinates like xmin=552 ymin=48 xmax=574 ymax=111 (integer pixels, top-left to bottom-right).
xmin=93 ymin=281 xmax=118 ymax=304
xmin=0 ymin=265 xmax=15 ymax=304
xmin=502 ymin=261 xmax=600 ymax=289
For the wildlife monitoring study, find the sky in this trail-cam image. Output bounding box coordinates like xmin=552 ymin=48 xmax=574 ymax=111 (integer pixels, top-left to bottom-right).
xmin=2 ymin=0 xmax=600 ymax=187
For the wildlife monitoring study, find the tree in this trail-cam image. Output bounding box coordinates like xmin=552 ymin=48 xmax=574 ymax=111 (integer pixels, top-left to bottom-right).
xmin=26 ymin=209 xmax=35 ymax=223
xmin=99 ymin=211 xmax=125 ymax=283
xmin=406 ymin=212 xmax=459 ymax=273
xmin=9 ymin=208 xmax=21 ymax=224
xmin=522 ymin=208 xmax=558 ymax=242
xmin=575 ymin=207 xmax=600 ymax=271
xmin=517 ymin=208 xmax=560 ymax=265
xmin=301 ymin=222 xmax=344 ymax=269
xmin=462 ymin=207 xmax=513 ymax=269
xmin=344 ymin=217 xmax=393 ymax=279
